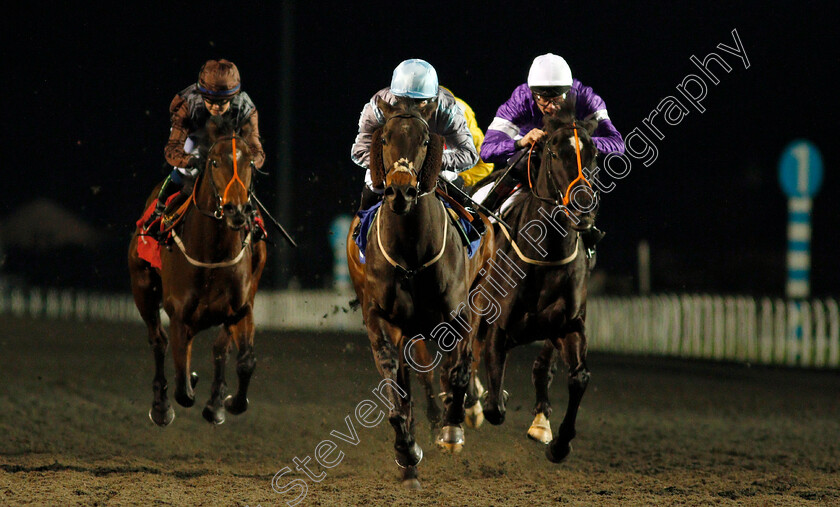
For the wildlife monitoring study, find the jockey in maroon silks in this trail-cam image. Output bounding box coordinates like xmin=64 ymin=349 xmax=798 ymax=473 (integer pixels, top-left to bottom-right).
xmin=143 ymin=59 xmax=265 ymax=234
xmin=476 ymin=53 xmax=625 ymax=255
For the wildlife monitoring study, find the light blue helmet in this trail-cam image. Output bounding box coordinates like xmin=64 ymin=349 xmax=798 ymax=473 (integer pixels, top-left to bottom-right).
xmin=390 ymin=59 xmax=438 ymax=99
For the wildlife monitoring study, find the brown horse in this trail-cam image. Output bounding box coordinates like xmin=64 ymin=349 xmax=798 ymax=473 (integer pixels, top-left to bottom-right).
xmin=128 ymin=116 xmax=267 ymax=427
xmin=346 ymin=99 xmax=494 ymax=488
xmin=475 ymin=111 xmax=599 ymax=463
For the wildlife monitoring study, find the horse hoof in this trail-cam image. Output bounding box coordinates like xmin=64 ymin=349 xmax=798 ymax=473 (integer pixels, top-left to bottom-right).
xmin=402 ymin=478 xmax=422 ymax=490
xmin=202 ymin=405 xmax=226 ymax=425
xmin=465 ymin=402 xmax=484 ymax=429
xmin=175 ymin=390 xmax=195 ymax=408
xmin=435 ymin=425 xmax=464 ymax=454
xmin=400 ymin=466 xmax=421 ymax=490
xmin=148 ymin=406 xmax=175 ymax=427
xmin=527 ymin=413 xmax=552 ymax=444
xmin=545 ymin=439 xmax=572 ymax=463
xmin=395 ymin=442 xmax=423 ymax=468
xmin=224 ymin=395 xmax=249 ymax=415
xmin=482 ymin=404 xmax=505 ymax=426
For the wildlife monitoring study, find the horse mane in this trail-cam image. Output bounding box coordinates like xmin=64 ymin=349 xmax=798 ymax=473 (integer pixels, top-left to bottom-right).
xmin=369 ymin=128 xmax=386 ymax=189
xmin=542 ymin=100 xmax=598 ymax=137
xmin=419 ymin=133 xmax=443 ymax=193
xmin=206 ymin=115 xmax=239 ymax=141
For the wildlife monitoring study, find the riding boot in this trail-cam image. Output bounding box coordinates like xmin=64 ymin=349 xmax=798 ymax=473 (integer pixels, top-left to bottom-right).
xmin=143 ymin=175 xmax=182 ymax=237
xmin=161 ymin=173 xmax=196 ymax=228
xmin=353 ymin=186 xmax=384 ymax=240
xmin=581 ymin=226 xmax=606 ymax=258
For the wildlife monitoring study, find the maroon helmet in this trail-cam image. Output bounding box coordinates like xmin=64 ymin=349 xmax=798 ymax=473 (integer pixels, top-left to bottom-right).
xmin=197 ymin=59 xmax=241 ymax=101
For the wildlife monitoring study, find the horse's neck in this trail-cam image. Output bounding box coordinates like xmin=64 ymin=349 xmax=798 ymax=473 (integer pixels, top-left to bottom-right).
xmin=183 ymin=179 xmax=241 ymax=251
xmin=377 ymin=194 xmax=444 ymax=264
xmin=519 ymin=190 xmax=578 ymax=251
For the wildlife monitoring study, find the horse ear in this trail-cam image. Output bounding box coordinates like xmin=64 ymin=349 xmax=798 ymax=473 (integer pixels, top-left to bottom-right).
xmin=417 ymin=99 xmax=437 ymax=120
xmin=419 ymin=133 xmax=444 ymax=193
xmin=581 ymin=118 xmax=599 ymax=136
xmin=368 ymin=128 xmax=386 ymax=189
xmin=377 ymin=98 xmax=395 ymax=120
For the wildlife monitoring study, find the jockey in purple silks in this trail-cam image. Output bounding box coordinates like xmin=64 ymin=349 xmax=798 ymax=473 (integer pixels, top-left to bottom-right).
xmin=475 ymin=53 xmax=625 ymax=256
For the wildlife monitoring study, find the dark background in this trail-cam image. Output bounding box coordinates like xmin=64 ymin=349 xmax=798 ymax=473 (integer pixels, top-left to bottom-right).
xmin=2 ymin=1 xmax=837 ymax=295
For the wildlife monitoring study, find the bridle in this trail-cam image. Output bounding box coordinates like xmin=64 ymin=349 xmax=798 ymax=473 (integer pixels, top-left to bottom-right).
xmin=527 ymin=122 xmax=595 ymax=211
xmin=381 ymin=113 xmax=431 ymax=193
xmin=193 ymin=135 xmax=255 ymax=220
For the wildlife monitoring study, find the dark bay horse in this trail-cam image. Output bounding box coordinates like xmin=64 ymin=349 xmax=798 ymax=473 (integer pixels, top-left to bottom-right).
xmin=128 ymin=116 xmax=267 ymax=427
xmin=475 ymin=111 xmax=599 ymax=463
xmin=346 ymin=99 xmax=494 ymax=489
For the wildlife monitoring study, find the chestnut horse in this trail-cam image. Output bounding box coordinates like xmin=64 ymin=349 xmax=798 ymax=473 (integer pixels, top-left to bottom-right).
xmin=128 ymin=116 xmax=267 ymax=427
xmin=475 ymin=111 xmax=599 ymax=463
xmin=346 ymin=99 xmax=494 ymax=489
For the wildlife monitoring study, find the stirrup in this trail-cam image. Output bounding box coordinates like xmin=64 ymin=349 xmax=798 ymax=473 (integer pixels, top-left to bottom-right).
xmin=465 ymin=208 xmax=485 ymax=243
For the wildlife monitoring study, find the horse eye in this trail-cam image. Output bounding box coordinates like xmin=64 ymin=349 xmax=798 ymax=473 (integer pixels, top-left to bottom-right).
xmin=212 ymin=159 xmax=218 ymax=167
xmin=423 ymin=139 xmax=429 ymax=147
xmin=381 ymin=136 xmax=388 ymax=146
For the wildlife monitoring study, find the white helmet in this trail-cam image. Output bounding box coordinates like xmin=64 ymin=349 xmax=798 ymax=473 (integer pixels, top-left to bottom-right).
xmin=527 ymin=53 xmax=572 ymax=94
xmin=390 ymin=59 xmax=439 ymax=99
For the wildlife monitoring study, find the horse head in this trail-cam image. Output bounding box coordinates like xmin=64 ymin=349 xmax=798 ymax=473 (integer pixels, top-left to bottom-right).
xmin=370 ymin=98 xmax=443 ymax=215
xmin=201 ymin=115 xmax=255 ymax=230
xmin=538 ymin=111 xmax=599 ymax=231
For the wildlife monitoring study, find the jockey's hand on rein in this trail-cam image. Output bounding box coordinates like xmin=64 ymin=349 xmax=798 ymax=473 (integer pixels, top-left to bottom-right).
xmin=515 ymin=128 xmax=546 ymax=149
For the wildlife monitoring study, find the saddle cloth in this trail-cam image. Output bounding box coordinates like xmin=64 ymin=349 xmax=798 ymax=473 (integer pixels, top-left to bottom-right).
xmin=354 ymin=198 xmax=482 ymax=264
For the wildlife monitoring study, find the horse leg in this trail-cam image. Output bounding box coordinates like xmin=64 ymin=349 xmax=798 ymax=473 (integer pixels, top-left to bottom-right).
xmin=129 ymin=259 xmax=175 ymax=426
xmin=436 ymin=336 xmax=472 ymax=453
xmin=224 ymin=309 xmax=256 ymax=415
xmin=482 ymin=326 xmax=509 ymax=425
xmin=412 ymin=340 xmax=442 ymax=427
xmin=171 ymin=318 xmax=198 ymax=408
xmin=528 ymin=339 xmax=557 ymax=444
xmin=202 ymin=327 xmax=230 ymax=424
xmin=368 ymin=318 xmax=423 ymax=475
xmin=546 ymin=318 xmax=590 ymax=463
xmin=464 ymin=337 xmax=485 ymax=429
xmin=397 ymin=349 xmax=421 ymax=490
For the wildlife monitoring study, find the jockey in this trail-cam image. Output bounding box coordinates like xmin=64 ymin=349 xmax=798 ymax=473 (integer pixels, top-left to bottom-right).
xmin=143 ymin=59 xmax=266 ymax=233
xmin=351 ymin=59 xmax=480 ymax=216
xmin=477 ymin=53 xmax=625 ymax=253
xmin=439 ymin=87 xmax=494 ymax=191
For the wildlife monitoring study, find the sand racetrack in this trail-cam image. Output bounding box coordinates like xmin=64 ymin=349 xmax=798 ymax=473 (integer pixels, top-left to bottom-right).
xmin=0 ymin=316 xmax=838 ymax=506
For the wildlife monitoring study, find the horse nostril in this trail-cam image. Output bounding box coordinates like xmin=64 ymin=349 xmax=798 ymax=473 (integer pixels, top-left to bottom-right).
xmin=384 ymin=187 xmax=396 ymax=198
xmin=222 ymin=203 xmax=236 ymax=214
xmin=405 ymin=187 xmax=418 ymax=199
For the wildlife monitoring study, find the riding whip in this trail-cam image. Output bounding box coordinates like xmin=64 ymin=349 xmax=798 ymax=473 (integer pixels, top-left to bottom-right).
xmin=437 ymin=176 xmax=512 ymax=230
xmin=251 ymin=194 xmax=298 ymax=248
